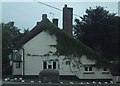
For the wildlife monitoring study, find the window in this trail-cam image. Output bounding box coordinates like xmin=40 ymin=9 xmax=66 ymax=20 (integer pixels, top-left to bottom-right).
xmin=85 ymin=67 xmax=88 ymax=71
xmin=43 ymin=62 xmax=47 ymax=69
xmin=53 ymin=62 xmax=56 ymax=69
xmin=48 ymin=65 xmax=52 ymax=69
xmin=89 ymin=67 xmax=92 ymax=71
xmin=84 ymin=66 xmax=94 ymax=74
xmin=16 ymin=62 xmax=20 ymax=68
xmin=84 ymin=66 xmax=93 ymax=72
xmin=43 ymin=61 xmax=57 ymax=69
xmin=102 ymin=67 xmax=109 ymax=74
xmin=66 ymin=61 xmax=70 ymax=65
xmin=103 ymin=67 xmax=107 ymax=71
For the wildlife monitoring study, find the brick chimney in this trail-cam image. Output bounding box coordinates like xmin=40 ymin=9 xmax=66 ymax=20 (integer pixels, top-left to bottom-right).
xmin=63 ymin=4 xmax=73 ymax=36
xmin=52 ymin=18 xmax=58 ymax=27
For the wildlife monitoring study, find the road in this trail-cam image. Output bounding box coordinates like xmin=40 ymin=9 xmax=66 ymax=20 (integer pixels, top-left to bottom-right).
xmin=1 ymin=81 xmax=120 ymax=86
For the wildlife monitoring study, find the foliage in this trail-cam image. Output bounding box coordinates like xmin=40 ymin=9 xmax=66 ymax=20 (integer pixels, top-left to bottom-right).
xmin=2 ymin=21 xmax=29 ymax=76
xmin=73 ymin=6 xmax=119 ymax=61
xmin=43 ymin=22 xmax=110 ymax=68
xmin=39 ymin=69 xmax=59 ymax=83
xmin=45 ymin=23 xmax=93 ymax=57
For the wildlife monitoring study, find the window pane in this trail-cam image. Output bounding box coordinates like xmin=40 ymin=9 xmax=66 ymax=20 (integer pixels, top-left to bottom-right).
xmin=53 ymin=62 xmax=56 ymax=69
xmin=48 ymin=65 xmax=52 ymax=69
xmin=43 ymin=62 xmax=47 ymax=69
xmin=103 ymin=67 xmax=107 ymax=71
xmin=85 ymin=67 xmax=88 ymax=71
xmin=89 ymin=67 xmax=92 ymax=71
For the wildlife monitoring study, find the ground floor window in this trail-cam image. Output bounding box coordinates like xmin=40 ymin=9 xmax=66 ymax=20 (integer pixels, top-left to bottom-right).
xmin=53 ymin=62 xmax=56 ymax=69
xmin=43 ymin=62 xmax=47 ymax=69
xmin=103 ymin=67 xmax=108 ymax=71
xmin=43 ymin=60 xmax=57 ymax=69
xmin=102 ymin=67 xmax=109 ymax=74
xmin=84 ymin=66 xmax=93 ymax=72
xmin=16 ymin=62 xmax=21 ymax=68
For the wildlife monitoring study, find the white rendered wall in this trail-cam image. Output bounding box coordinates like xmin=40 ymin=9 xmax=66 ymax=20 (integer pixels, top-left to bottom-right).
xmin=23 ymin=31 xmax=57 ymax=75
xmin=24 ymin=31 xmax=56 ymax=56
xmin=14 ymin=31 xmax=112 ymax=79
xmin=73 ymin=55 xmax=112 ymax=79
xmin=13 ymin=62 xmax=22 ymax=75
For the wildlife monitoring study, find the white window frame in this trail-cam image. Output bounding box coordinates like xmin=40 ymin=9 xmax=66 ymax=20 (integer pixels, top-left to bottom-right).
xmin=102 ymin=67 xmax=109 ymax=74
xmin=43 ymin=60 xmax=57 ymax=69
xmin=83 ymin=65 xmax=94 ymax=74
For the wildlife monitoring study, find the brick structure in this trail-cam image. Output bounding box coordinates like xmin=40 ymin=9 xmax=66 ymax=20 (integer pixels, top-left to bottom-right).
xmin=63 ymin=4 xmax=73 ymax=36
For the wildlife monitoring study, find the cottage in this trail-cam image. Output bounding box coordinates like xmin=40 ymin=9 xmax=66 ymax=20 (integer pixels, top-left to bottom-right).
xmin=9 ymin=5 xmax=112 ymax=81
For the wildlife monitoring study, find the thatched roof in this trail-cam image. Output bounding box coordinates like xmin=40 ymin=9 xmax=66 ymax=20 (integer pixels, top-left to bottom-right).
xmin=17 ymin=16 xmax=111 ymax=68
xmin=17 ymin=18 xmax=50 ymax=47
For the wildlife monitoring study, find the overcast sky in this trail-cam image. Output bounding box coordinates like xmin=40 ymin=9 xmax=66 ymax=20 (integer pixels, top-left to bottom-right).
xmin=2 ymin=1 xmax=119 ymax=31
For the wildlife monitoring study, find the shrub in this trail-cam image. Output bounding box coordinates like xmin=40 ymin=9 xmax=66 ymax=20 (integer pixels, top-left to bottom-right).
xmin=39 ymin=69 xmax=59 ymax=83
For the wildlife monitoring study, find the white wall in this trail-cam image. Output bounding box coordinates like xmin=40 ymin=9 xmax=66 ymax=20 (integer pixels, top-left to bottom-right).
xmin=76 ymin=66 xmax=112 ymax=79
xmin=24 ymin=31 xmax=56 ymax=55
xmin=13 ymin=62 xmax=22 ymax=75
xmin=23 ymin=31 xmax=57 ymax=75
xmin=71 ymin=55 xmax=112 ymax=79
xmin=58 ymin=56 xmax=74 ymax=75
xmin=13 ymin=31 xmax=112 ymax=79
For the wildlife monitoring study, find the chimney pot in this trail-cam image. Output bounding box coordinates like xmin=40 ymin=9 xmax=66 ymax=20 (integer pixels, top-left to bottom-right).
xmin=65 ymin=4 xmax=67 ymax=7
xmin=52 ymin=18 xmax=58 ymax=27
xmin=42 ymin=14 xmax=47 ymax=20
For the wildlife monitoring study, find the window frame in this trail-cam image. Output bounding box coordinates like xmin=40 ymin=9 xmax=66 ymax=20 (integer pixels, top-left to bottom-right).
xmin=53 ymin=61 xmax=56 ymax=69
xmin=102 ymin=67 xmax=109 ymax=74
xmin=43 ymin=61 xmax=47 ymax=69
xmin=43 ymin=60 xmax=57 ymax=69
xmin=83 ymin=65 xmax=94 ymax=74
xmin=103 ymin=67 xmax=108 ymax=72
xmin=84 ymin=66 xmax=93 ymax=72
xmin=16 ymin=62 xmax=21 ymax=68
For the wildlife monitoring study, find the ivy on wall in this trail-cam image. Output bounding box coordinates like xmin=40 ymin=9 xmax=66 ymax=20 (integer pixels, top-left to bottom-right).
xmin=42 ymin=22 xmax=111 ymax=69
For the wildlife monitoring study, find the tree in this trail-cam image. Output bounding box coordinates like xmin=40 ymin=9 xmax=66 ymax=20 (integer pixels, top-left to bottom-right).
xmin=2 ymin=21 xmax=29 ymax=76
xmin=73 ymin=6 xmax=119 ymax=61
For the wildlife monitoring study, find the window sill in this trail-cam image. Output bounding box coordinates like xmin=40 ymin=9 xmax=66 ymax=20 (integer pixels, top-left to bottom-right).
xmin=102 ymin=71 xmax=109 ymax=74
xmin=83 ymin=72 xmax=94 ymax=74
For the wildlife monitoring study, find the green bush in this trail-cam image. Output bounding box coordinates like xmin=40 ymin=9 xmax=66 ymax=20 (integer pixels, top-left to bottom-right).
xmin=39 ymin=69 xmax=59 ymax=83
